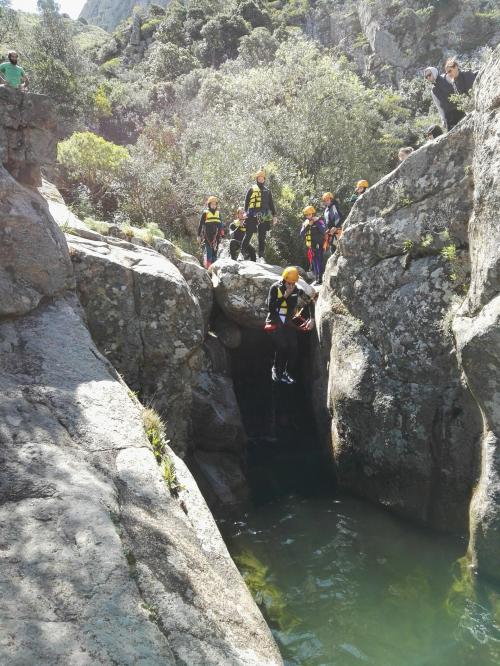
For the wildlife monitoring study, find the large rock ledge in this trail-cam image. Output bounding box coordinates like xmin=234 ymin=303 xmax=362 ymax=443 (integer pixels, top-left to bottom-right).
xmin=0 ymin=298 xmax=281 ymax=664
xmin=0 ymin=91 xmax=282 ymax=664
xmin=317 ymin=44 xmax=500 ymax=581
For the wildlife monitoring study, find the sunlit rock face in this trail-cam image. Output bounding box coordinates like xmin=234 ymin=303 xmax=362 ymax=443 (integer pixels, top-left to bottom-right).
xmin=80 ymin=0 xmax=170 ymax=30
xmin=317 ymin=118 xmax=482 ymax=533
xmin=0 ymin=91 xmax=282 ymax=664
xmin=317 ymin=45 xmax=500 ymax=582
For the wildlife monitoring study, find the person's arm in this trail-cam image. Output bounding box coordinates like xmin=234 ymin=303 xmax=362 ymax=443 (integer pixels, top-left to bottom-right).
xmin=268 ymin=188 xmax=276 ymax=216
xmin=197 ymin=212 xmax=206 ymax=238
xmin=21 ymin=69 xmax=29 ymax=89
xmin=244 ymin=188 xmax=251 ymax=213
xmin=267 ymin=284 xmax=281 ymax=324
xmin=431 ymin=88 xmax=447 ymax=127
xmin=0 ymin=64 xmax=7 ymax=85
xmin=299 ymin=221 xmax=308 ymax=238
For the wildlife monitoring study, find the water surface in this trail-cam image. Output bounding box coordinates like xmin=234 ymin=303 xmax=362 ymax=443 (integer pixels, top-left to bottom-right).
xmin=220 ymin=494 xmax=500 ymax=666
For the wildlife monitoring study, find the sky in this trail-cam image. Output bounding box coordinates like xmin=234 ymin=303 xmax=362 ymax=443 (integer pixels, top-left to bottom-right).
xmin=10 ymin=0 xmax=86 ymax=19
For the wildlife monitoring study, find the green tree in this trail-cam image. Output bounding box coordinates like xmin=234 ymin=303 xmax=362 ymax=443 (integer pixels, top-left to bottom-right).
xmin=0 ymin=0 xmax=18 ymax=43
xmin=23 ymin=0 xmax=91 ymax=120
xmin=58 ymin=131 xmax=129 ymax=200
xmin=198 ymin=13 xmax=250 ymax=66
xmin=147 ymin=42 xmax=199 ymax=81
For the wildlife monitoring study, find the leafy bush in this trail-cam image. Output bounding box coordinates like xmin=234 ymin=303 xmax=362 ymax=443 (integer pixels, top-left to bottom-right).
xmin=58 ymin=132 xmax=129 ymax=200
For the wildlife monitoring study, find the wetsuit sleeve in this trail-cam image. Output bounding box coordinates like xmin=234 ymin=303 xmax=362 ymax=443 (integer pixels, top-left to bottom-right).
xmin=268 ymin=189 xmax=276 ymax=216
xmin=244 ymin=188 xmax=252 ymax=212
xmin=267 ymin=285 xmax=281 ymax=324
xmin=197 ymin=212 xmax=206 ymax=237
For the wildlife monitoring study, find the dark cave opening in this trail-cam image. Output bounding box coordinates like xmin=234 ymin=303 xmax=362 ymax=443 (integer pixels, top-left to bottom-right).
xmin=229 ymin=326 xmax=335 ymax=504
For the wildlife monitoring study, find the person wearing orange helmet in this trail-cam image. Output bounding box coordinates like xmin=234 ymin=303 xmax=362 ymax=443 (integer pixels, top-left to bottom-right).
xmin=300 ymin=206 xmax=327 ymax=285
xmin=197 ymin=195 xmax=224 ymax=269
xmin=264 ymin=266 xmax=315 ymax=384
xmin=349 ymin=179 xmax=369 ymax=206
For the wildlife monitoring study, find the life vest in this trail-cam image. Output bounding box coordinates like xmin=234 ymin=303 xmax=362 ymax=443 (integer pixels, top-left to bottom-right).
xmin=230 ymin=219 xmax=246 ymax=233
xmin=248 ymin=185 xmax=262 ymax=211
xmin=205 ymin=209 xmax=220 ymax=223
xmin=304 ymin=223 xmax=312 ymax=248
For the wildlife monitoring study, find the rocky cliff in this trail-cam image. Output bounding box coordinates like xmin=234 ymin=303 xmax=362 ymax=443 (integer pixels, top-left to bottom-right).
xmin=80 ymin=0 xmax=170 ymax=31
xmin=310 ymin=0 xmax=499 ymax=84
xmin=0 ymin=90 xmax=282 ymax=665
xmin=317 ymin=44 xmax=500 ymax=580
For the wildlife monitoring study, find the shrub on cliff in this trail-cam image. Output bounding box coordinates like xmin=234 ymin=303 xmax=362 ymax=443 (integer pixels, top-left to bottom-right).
xmin=58 ymin=132 xmax=129 ymax=211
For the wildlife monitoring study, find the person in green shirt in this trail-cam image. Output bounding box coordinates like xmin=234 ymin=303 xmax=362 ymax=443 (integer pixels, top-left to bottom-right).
xmin=0 ymin=51 xmax=29 ymax=90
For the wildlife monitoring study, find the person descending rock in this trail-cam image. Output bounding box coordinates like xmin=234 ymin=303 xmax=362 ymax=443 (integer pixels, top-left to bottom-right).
xmin=264 ymin=267 xmax=315 ymax=385
xmin=300 ymin=206 xmax=326 ymax=285
xmin=349 ymin=180 xmax=369 ymax=206
xmin=425 ymin=124 xmax=443 ymax=141
xmin=424 ymin=66 xmax=462 ymax=131
xmin=242 ymin=167 xmax=277 ymax=263
xmin=0 ymin=51 xmax=29 ymax=90
xmin=322 ymin=191 xmax=345 ymax=252
xmin=229 ymin=207 xmax=256 ymax=261
xmin=197 ymin=195 xmax=224 ymax=269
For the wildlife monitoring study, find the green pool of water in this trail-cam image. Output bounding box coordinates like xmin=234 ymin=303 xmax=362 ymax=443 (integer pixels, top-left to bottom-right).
xmin=220 ymin=494 xmax=500 ymax=666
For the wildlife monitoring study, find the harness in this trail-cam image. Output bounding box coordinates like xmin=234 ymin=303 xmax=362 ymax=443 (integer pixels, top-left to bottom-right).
xmin=276 ymin=286 xmax=289 ymax=323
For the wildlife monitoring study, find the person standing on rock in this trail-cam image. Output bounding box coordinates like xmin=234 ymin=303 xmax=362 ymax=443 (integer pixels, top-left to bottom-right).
xmin=322 ymin=191 xmax=345 ymax=252
xmin=0 ymin=51 xmax=29 ymax=90
xmin=264 ymin=266 xmax=315 ymax=385
xmin=444 ymin=58 xmax=477 ymax=95
xmin=424 ymin=66 xmax=462 ymax=131
xmin=197 ymin=196 xmax=224 ymax=269
xmin=241 ymin=167 xmax=277 ymax=263
xmin=349 ymin=179 xmax=369 ymax=206
xmin=300 ymin=206 xmax=326 ymax=285
xmin=229 ymin=207 xmax=256 ymax=262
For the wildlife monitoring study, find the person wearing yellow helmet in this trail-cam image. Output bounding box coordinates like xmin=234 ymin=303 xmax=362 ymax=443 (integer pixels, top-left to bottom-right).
xmin=264 ymin=266 xmax=316 ymax=384
xmin=300 ymin=206 xmax=327 ymax=285
xmin=349 ymin=179 xmax=369 ymax=206
xmin=242 ymin=167 xmax=277 ymax=263
xmin=197 ymin=195 xmax=224 ymax=269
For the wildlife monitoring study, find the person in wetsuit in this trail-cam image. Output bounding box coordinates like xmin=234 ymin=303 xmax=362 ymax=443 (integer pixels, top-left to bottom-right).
xmin=229 ymin=207 xmax=256 ymax=261
xmin=197 ymin=195 xmax=224 ymax=269
xmin=241 ymin=167 xmax=277 ymax=263
xmin=300 ymin=206 xmax=327 ymax=285
xmin=265 ymin=266 xmax=315 ymax=385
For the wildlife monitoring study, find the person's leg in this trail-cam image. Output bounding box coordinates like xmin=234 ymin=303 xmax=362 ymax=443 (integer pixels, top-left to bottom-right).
xmin=229 ymin=239 xmax=240 ymax=260
xmin=248 ymin=244 xmax=257 ymax=262
xmin=241 ymin=217 xmax=257 ymax=258
xmin=272 ymin=327 xmax=287 ymax=379
xmin=257 ymin=221 xmax=270 ymax=258
xmin=446 ymin=109 xmax=465 ymax=131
